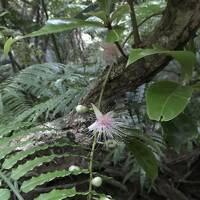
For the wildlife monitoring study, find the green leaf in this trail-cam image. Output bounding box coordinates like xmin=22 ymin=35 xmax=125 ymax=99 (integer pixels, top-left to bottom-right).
xmin=127 ymin=49 xmax=196 ymax=80
xmin=26 ymin=19 xmax=103 ymax=37
xmin=0 ymin=140 xmax=31 ymax=160
xmin=0 ymin=11 xmax=9 ymax=18
xmin=146 ymin=81 xmax=193 ymax=121
xmin=97 ymin=0 xmax=112 ymax=15
xmin=4 ymin=19 xmax=104 ymax=55
xmin=34 ymin=187 xmax=76 ymax=200
xmin=106 ymin=29 xmax=120 ymax=43
xmin=2 ymin=143 xmax=70 ymax=169
xmin=105 ymin=26 xmax=123 ymax=43
xmin=0 ymin=189 xmax=11 ymax=200
xmin=10 ymin=153 xmax=86 ymax=180
xmin=3 ymin=37 xmax=16 ymax=55
xmin=111 ymin=4 xmax=129 ymax=22
xmin=21 ymin=169 xmax=88 ymax=193
xmin=10 ymin=155 xmax=56 ymax=180
xmin=86 ymin=10 xmax=107 ymax=22
xmin=162 ymin=114 xmax=198 ymax=151
xmin=128 ymin=138 xmax=158 ymax=181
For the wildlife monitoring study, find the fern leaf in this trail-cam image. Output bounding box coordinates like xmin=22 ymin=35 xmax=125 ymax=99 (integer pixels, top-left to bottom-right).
xmin=10 ymin=153 xmax=87 ymax=180
xmin=2 ymin=142 xmax=80 ymax=170
xmin=10 ymin=154 xmax=56 ymax=180
xmin=21 ymin=169 xmax=88 ymax=193
xmin=0 ymin=189 xmax=11 ymax=200
xmin=34 ymin=187 xmax=76 ymax=200
xmin=0 ymin=141 xmax=31 ymax=160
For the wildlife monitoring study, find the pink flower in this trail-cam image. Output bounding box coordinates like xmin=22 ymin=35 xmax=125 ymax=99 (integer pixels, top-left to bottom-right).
xmin=88 ymin=104 xmax=124 ymax=141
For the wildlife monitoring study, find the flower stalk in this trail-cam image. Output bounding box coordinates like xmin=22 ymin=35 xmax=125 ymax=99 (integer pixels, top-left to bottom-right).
xmin=87 ymin=63 xmax=114 ymax=200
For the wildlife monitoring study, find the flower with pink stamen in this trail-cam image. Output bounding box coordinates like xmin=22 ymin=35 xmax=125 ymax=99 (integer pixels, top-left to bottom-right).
xmin=88 ymin=104 xmax=124 ymax=141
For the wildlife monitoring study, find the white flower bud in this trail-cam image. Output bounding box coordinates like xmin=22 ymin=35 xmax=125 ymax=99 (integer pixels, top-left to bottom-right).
xmin=105 ymin=140 xmax=117 ymax=148
xmin=15 ymin=35 xmax=23 ymax=40
xmin=68 ymin=165 xmax=80 ymax=172
xmin=75 ymin=105 xmax=88 ymax=114
xmin=91 ymin=176 xmax=102 ymax=187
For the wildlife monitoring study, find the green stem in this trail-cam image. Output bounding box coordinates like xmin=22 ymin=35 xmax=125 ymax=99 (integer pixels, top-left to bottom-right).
xmin=87 ymin=64 xmax=114 ymax=200
xmin=0 ymin=170 xmax=24 ymax=200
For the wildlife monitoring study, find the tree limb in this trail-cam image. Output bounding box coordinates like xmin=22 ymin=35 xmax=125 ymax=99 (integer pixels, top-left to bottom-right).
xmin=79 ymin=0 xmax=200 ymax=111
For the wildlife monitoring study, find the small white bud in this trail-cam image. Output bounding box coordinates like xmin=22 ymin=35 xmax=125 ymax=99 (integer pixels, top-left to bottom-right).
xmin=105 ymin=140 xmax=117 ymax=149
xmin=15 ymin=35 xmax=23 ymax=40
xmin=91 ymin=176 xmax=102 ymax=187
xmin=75 ymin=105 xmax=88 ymax=113
xmin=68 ymin=165 xmax=80 ymax=172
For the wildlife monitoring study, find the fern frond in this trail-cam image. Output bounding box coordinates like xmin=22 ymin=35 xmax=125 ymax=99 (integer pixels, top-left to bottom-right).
xmin=34 ymin=187 xmax=77 ymax=200
xmin=21 ymin=169 xmax=89 ymax=193
xmin=10 ymin=153 xmax=88 ymax=180
xmin=0 ymin=63 xmax=88 ymax=123
xmin=2 ymin=142 xmax=83 ymax=170
xmin=0 ymin=188 xmax=11 ymax=200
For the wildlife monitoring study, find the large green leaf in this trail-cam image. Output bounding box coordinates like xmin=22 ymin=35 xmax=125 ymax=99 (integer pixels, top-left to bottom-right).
xmin=146 ymin=81 xmax=193 ymax=121
xmin=0 ymin=189 xmax=11 ymax=200
xmin=26 ymin=19 xmax=103 ymax=37
xmin=162 ymin=114 xmax=198 ymax=151
xmin=4 ymin=19 xmax=104 ymax=55
xmin=128 ymin=138 xmax=158 ymax=181
xmin=127 ymin=49 xmax=196 ymax=80
xmin=34 ymin=187 xmax=76 ymax=200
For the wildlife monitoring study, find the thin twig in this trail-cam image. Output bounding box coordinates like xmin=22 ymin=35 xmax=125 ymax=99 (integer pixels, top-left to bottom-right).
xmin=115 ymin=42 xmax=128 ymax=59
xmin=122 ymin=11 xmax=162 ymax=47
xmin=41 ymin=0 xmax=63 ymax=63
xmin=127 ymin=0 xmax=141 ymax=46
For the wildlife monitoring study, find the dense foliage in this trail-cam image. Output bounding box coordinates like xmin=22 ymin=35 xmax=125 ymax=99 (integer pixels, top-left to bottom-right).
xmin=0 ymin=0 xmax=200 ymax=199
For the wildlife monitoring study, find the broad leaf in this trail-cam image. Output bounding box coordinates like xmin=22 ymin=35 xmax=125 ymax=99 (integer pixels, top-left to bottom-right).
xmin=0 ymin=189 xmax=10 ymax=200
xmin=146 ymin=81 xmax=193 ymax=121
xmin=128 ymin=138 xmax=158 ymax=181
xmin=162 ymin=114 xmax=198 ymax=151
xmin=4 ymin=19 xmax=104 ymax=55
xmin=127 ymin=49 xmax=196 ymax=80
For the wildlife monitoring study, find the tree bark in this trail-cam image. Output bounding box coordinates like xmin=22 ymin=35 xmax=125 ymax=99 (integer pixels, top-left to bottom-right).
xmin=79 ymin=0 xmax=200 ymax=111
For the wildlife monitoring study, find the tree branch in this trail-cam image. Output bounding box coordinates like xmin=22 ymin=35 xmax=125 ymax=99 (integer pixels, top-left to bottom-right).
xmin=78 ymin=0 xmax=200 ymax=111
xmin=127 ymin=0 xmax=141 ymax=46
xmin=122 ymin=11 xmax=163 ymax=47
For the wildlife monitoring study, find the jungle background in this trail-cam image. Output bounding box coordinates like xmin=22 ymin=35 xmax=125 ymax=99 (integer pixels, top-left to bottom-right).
xmin=1 ymin=0 xmax=200 ymax=199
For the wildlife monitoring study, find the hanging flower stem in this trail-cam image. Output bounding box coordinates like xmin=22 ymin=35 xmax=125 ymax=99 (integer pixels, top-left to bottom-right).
xmin=87 ymin=64 xmax=114 ymax=200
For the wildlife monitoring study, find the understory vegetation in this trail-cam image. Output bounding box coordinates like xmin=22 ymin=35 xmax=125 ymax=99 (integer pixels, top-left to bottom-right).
xmin=0 ymin=0 xmax=200 ymax=199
